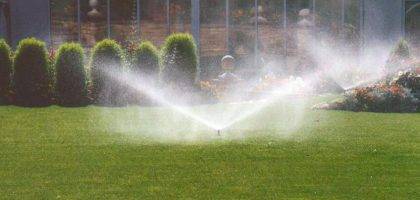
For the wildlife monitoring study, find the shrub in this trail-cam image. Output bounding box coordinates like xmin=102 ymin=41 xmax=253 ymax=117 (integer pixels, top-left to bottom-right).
xmin=386 ymin=39 xmax=411 ymax=74
xmin=393 ymin=71 xmax=420 ymax=91
xmin=161 ymin=33 xmax=198 ymax=91
xmin=322 ymin=83 xmax=419 ymax=113
xmin=128 ymin=41 xmax=160 ymax=105
xmin=90 ymin=39 xmax=125 ymax=106
xmin=13 ymin=38 xmax=52 ymax=106
xmin=132 ymin=41 xmax=160 ymax=77
xmin=0 ymin=40 xmax=12 ymax=104
xmin=55 ymin=43 xmax=87 ymax=106
xmin=392 ymin=39 xmax=410 ymax=59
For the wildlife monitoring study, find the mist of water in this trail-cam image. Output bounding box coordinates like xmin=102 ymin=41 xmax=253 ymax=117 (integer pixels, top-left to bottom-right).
xmin=92 ymin=22 xmax=410 ymax=143
xmin=104 ymin=68 xmax=310 ymax=133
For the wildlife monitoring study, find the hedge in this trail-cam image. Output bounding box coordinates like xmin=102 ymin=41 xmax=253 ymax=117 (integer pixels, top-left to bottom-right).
xmin=0 ymin=39 xmax=12 ymax=104
xmin=13 ymin=38 xmax=52 ymax=106
xmin=55 ymin=43 xmax=87 ymax=106
xmin=161 ymin=33 xmax=198 ymax=91
xmin=132 ymin=41 xmax=160 ymax=77
xmin=90 ymin=39 xmax=125 ymax=106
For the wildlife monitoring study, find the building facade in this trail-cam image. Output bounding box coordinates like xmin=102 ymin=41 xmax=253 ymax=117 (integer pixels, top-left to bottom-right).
xmin=1 ymin=0 xmax=419 ymax=67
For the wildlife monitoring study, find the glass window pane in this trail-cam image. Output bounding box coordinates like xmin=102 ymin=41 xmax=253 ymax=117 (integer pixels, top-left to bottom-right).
xmin=230 ymin=0 xmax=256 ymax=77
xmin=110 ymin=0 xmax=137 ymax=47
xmin=343 ymin=0 xmax=361 ymax=49
xmin=285 ymin=0 xmax=312 ymax=53
xmin=284 ymin=0 xmax=312 ymax=74
xmin=259 ymin=0 xmax=285 ymax=74
xmin=406 ymin=0 xmax=420 ymax=53
xmin=287 ymin=0 xmax=311 ymax=25
xmin=316 ymin=0 xmax=342 ymax=37
xmin=139 ymin=0 xmax=167 ymax=46
xmin=169 ymin=0 xmax=191 ymax=34
xmin=50 ymin=0 xmax=78 ymax=48
xmin=81 ymin=0 xmax=108 ymax=47
xmin=200 ymin=0 xmax=227 ymax=78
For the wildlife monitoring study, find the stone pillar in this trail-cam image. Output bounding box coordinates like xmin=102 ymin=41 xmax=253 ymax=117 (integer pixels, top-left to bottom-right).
xmin=9 ymin=0 xmax=51 ymax=47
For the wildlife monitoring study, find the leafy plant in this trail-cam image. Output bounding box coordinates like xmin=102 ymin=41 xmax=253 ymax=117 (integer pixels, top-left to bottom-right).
xmin=132 ymin=41 xmax=160 ymax=77
xmin=334 ymin=83 xmax=419 ymax=113
xmin=90 ymin=39 xmax=126 ymax=106
xmin=161 ymin=33 xmax=198 ymax=91
xmin=13 ymin=38 xmax=52 ymax=106
xmin=386 ymin=39 xmax=411 ymax=74
xmin=392 ymin=39 xmax=410 ymax=59
xmin=128 ymin=41 xmax=160 ymax=105
xmin=0 ymin=39 xmax=12 ymax=104
xmin=55 ymin=43 xmax=87 ymax=106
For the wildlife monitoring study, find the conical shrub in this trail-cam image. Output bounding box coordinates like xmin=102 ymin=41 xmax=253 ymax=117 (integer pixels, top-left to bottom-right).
xmin=13 ymin=38 xmax=52 ymax=106
xmin=132 ymin=41 xmax=160 ymax=77
xmin=386 ymin=39 xmax=411 ymax=74
xmin=90 ymin=39 xmax=125 ymax=106
xmin=161 ymin=33 xmax=198 ymax=91
xmin=129 ymin=41 xmax=160 ymax=105
xmin=392 ymin=39 xmax=410 ymax=59
xmin=55 ymin=43 xmax=87 ymax=106
xmin=0 ymin=39 xmax=12 ymax=104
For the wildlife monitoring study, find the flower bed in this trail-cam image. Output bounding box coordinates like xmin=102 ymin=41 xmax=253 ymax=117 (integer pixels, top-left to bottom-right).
xmin=315 ymin=70 xmax=420 ymax=113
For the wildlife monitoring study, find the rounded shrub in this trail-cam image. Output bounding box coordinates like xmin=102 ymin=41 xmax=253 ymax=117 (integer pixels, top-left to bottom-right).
xmin=129 ymin=41 xmax=160 ymax=105
xmin=55 ymin=43 xmax=87 ymax=106
xmin=392 ymin=39 xmax=410 ymax=59
xmin=161 ymin=33 xmax=198 ymax=90
xmin=90 ymin=39 xmax=125 ymax=106
xmin=13 ymin=38 xmax=52 ymax=106
xmin=0 ymin=39 xmax=12 ymax=104
xmin=386 ymin=39 xmax=411 ymax=74
xmin=132 ymin=41 xmax=160 ymax=77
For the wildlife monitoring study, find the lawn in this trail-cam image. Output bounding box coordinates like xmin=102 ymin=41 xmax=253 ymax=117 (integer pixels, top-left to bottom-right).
xmin=0 ymin=96 xmax=419 ymax=199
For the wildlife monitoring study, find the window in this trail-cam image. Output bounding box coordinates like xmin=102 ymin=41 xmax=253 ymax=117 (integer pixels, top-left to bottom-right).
xmin=200 ymin=0 xmax=227 ymax=78
xmin=50 ymin=0 xmax=78 ymax=48
xmin=139 ymin=0 xmax=167 ymax=46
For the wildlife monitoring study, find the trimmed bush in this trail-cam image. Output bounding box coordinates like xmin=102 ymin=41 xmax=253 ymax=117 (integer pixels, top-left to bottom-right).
xmin=386 ymin=39 xmax=411 ymax=74
xmin=128 ymin=41 xmax=160 ymax=105
xmin=132 ymin=41 xmax=160 ymax=77
xmin=392 ymin=39 xmax=410 ymax=59
xmin=90 ymin=39 xmax=125 ymax=106
xmin=13 ymin=38 xmax=52 ymax=106
xmin=0 ymin=39 xmax=12 ymax=104
xmin=55 ymin=43 xmax=87 ymax=106
xmin=161 ymin=33 xmax=198 ymax=90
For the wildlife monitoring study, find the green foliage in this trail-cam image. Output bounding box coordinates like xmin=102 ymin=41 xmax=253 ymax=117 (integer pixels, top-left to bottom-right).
xmin=392 ymin=39 xmax=410 ymax=59
xmin=0 ymin=39 xmax=12 ymax=103
xmin=161 ymin=33 xmax=198 ymax=90
xmin=128 ymin=41 xmax=160 ymax=105
xmin=132 ymin=41 xmax=160 ymax=76
xmin=328 ymin=84 xmax=419 ymax=113
xmin=385 ymin=39 xmax=411 ymax=74
xmin=55 ymin=43 xmax=87 ymax=106
xmin=13 ymin=38 xmax=52 ymax=106
xmin=90 ymin=39 xmax=125 ymax=106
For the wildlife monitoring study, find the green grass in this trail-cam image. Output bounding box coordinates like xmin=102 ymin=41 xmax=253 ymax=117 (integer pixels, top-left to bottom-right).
xmin=0 ymin=96 xmax=419 ymax=199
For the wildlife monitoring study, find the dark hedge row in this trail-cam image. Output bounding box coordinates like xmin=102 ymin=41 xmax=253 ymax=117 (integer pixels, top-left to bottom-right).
xmin=55 ymin=43 xmax=87 ymax=106
xmin=161 ymin=33 xmax=198 ymax=91
xmin=14 ymin=38 xmax=52 ymax=106
xmin=0 ymin=39 xmax=12 ymax=104
xmin=0 ymin=33 xmax=199 ymax=107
